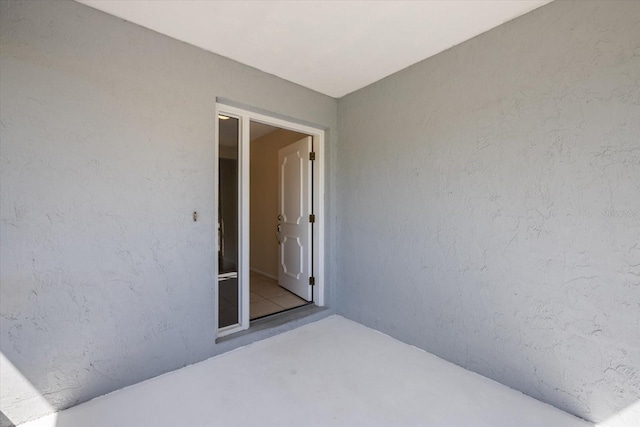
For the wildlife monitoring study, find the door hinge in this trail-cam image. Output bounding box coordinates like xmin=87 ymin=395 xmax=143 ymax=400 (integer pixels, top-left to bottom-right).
xmin=309 ymin=214 xmax=315 ymax=223
xmin=309 ymin=276 xmax=315 ymax=286
xmin=309 ymin=152 xmax=316 ymax=161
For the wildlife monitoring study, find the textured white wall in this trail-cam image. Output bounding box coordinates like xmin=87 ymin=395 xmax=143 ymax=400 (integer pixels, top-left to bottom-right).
xmin=337 ymin=1 xmax=639 ymax=425
xmin=0 ymin=1 xmax=337 ymax=425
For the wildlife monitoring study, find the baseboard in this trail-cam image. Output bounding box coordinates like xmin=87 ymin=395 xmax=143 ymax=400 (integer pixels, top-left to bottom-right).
xmin=250 ymin=267 xmax=277 ymax=281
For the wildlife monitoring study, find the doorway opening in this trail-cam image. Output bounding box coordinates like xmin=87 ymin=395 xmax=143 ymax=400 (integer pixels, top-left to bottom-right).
xmin=249 ymin=122 xmax=311 ymax=319
xmin=215 ymin=103 xmax=325 ymax=338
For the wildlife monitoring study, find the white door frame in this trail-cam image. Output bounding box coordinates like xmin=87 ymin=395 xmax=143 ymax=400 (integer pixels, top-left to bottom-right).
xmin=215 ymin=102 xmax=325 ymax=338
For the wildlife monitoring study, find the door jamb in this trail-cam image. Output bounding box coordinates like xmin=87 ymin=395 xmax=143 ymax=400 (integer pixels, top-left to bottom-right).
xmin=214 ymin=103 xmax=325 ymax=338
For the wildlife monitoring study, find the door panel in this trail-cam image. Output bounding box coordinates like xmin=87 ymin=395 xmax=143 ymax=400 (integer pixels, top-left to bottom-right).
xmin=281 ymin=236 xmax=303 ymax=279
xmin=278 ymin=137 xmax=312 ymax=301
xmin=281 ymin=152 xmax=303 ymax=225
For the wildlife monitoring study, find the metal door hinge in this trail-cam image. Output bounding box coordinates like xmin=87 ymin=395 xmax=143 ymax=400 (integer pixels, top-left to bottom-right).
xmin=309 ymin=214 xmax=315 ymax=223
xmin=309 ymin=152 xmax=316 ymax=161
xmin=309 ymin=276 xmax=315 ymax=286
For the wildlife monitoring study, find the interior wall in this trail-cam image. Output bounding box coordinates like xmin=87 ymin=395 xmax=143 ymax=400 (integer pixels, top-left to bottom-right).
xmin=250 ymin=129 xmax=308 ymax=278
xmin=337 ymin=1 xmax=639 ymax=425
xmin=0 ymin=1 xmax=337 ymax=425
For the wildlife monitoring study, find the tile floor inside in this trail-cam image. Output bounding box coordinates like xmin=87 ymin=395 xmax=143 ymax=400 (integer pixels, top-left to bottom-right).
xmin=250 ymin=271 xmax=308 ymax=319
xmin=219 ymin=271 xmax=308 ymax=327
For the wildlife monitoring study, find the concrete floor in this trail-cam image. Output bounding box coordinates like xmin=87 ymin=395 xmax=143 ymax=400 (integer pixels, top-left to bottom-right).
xmin=21 ymin=316 xmax=591 ymax=427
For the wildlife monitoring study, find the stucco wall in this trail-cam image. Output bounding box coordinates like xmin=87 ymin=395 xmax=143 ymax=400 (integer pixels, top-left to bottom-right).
xmin=0 ymin=1 xmax=337 ymax=424
xmin=337 ymin=1 xmax=639 ymax=425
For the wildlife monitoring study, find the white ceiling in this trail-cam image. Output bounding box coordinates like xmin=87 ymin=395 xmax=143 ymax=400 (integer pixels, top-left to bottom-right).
xmin=77 ymin=0 xmax=551 ymax=98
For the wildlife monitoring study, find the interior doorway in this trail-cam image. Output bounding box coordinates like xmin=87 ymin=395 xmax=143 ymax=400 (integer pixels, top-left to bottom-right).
xmin=249 ymin=124 xmax=311 ymax=319
xmin=215 ymin=103 xmax=325 ymax=338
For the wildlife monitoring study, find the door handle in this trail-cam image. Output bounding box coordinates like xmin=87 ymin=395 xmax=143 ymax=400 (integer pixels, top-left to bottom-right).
xmin=275 ymin=215 xmax=284 ymax=244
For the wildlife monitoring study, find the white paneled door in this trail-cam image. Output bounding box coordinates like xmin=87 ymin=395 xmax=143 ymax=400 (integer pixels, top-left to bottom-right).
xmin=277 ymin=137 xmax=313 ymax=301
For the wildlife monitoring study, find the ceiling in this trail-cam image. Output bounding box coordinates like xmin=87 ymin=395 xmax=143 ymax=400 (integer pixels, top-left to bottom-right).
xmin=77 ymin=0 xmax=551 ymax=98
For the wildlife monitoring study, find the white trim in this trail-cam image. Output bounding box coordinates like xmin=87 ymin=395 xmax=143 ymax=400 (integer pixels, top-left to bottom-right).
xmin=217 ymin=322 xmax=242 ymax=337
xmin=213 ymin=103 xmax=220 ymax=334
xmin=215 ymin=102 xmax=326 ymax=339
xmin=239 ymin=115 xmax=251 ymax=329
xmin=313 ymin=123 xmax=325 ymax=307
xmin=215 ymin=107 xmax=246 ymax=338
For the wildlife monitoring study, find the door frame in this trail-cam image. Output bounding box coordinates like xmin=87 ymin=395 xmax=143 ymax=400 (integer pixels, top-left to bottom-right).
xmin=214 ymin=102 xmax=326 ymax=338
